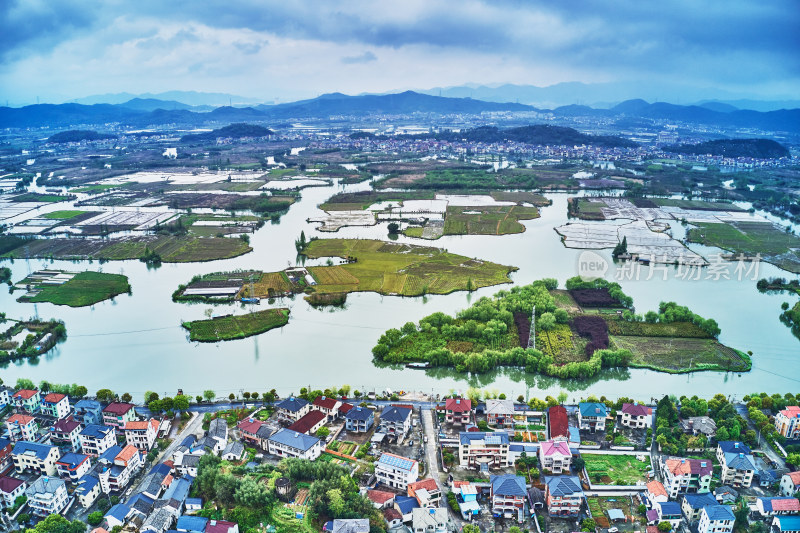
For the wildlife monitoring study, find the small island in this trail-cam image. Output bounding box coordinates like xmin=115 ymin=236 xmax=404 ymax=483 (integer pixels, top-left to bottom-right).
xmin=15 ymin=270 xmax=131 ymax=307
xmin=0 ymin=319 xmax=67 ymax=362
xmin=372 ymin=277 xmax=749 ymax=378
xmin=182 ymin=308 xmax=289 ymax=342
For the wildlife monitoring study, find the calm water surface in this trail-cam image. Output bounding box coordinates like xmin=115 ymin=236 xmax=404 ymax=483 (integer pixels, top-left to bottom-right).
xmin=1 ymin=181 xmax=798 ymax=401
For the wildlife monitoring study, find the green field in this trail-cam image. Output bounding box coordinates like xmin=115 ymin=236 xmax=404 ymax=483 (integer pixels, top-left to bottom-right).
xmin=183 ymin=308 xmax=289 ymax=342
xmin=18 ymin=271 xmax=131 ymax=307
xmin=687 ymin=221 xmax=800 ymax=273
xmin=303 ymin=239 xmax=515 ymax=296
xmin=319 ymin=191 xmax=434 ymax=211
xmin=71 ymin=182 xmax=132 ymax=193
xmin=611 ymin=335 xmax=749 ymax=373
xmin=535 ymin=323 xmax=588 ymax=363
xmin=443 ymin=205 xmax=539 ymax=236
xmin=42 ymin=210 xmax=87 ymax=220
xmin=583 ymin=454 xmax=651 ymax=485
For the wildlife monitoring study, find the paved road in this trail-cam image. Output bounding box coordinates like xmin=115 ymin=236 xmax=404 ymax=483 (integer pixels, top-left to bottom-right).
xmin=421 ymin=408 xmax=442 ymax=486
xmin=735 ymin=404 xmax=786 ymax=468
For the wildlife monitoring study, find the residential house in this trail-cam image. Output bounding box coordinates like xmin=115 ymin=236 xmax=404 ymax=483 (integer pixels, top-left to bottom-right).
xmin=96 ymin=444 xmax=142 ymax=493
xmin=344 ymin=406 xmax=374 ymax=433
xmin=383 ymin=508 xmax=403 ymax=529
xmin=174 ymin=454 xmax=200 ymax=477
xmin=394 ymin=495 xmax=420 ymax=523
xmin=266 ymin=428 xmax=322 ymax=460
xmin=773 ymin=516 xmax=800 ymax=533
xmin=661 ymin=458 xmax=713 ymax=497
xmin=331 ymin=519 xmax=370 ymax=533
xmin=161 ymin=475 xmax=192 ymax=512
xmin=56 ymin=452 xmax=92 ymax=482
xmin=775 ymin=406 xmax=800 ymax=439
xmin=780 ymin=472 xmax=800 ymax=496
xmin=713 ymin=486 xmax=739 ymax=504
xmin=0 ymin=386 xmax=11 ymax=410
xmin=578 ymin=402 xmax=607 ymax=432
xmin=6 ymin=413 xmax=38 ymax=442
xmin=288 ymin=409 xmax=326 ymax=435
xmin=12 ymin=441 xmax=59 ymax=476
xmin=12 ymin=389 xmax=41 ymax=413
xmin=408 ymin=478 xmax=441 ymax=508
xmin=366 ymin=489 xmax=396 ymax=509
xmin=375 ymin=452 xmax=419 ymax=491
xmin=486 ymin=399 xmax=515 ymax=428
xmin=142 ymin=507 xmax=174 ymax=533
xmin=124 ymin=419 xmax=160 ymax=450
xmin=104 ymin=503 xmax=132 ymax=529
xmin=656 ymin=501 xmax=682 ymax=530
xmin=445 ymin=398 xmax=472 ymax=425
xmin=52 ymin=416 xmax=82 ymax=452
xmin=458 ymin=432 xmax=510 ymax=470
xmin=698 ymin=504 xmax=735 ymax=533
xmin=185 ymin=498 xmax=203 ymax=514
xmin=274 ymin=397 xmax=311 ymax=423
xmin=74 ymin=399 xmax=103 ymax=426
xmin=544 ymin=475 xmax=583 ymax=517
xmin=25 ymin=475 xmax=68 ymax=517
xmin=680 ymin=416 xmax=717 ymax=438
xmin=682 ymin=492 xmax=718 ymax=523
xmin=207 ymin=418 xmax=228 ymax=454
xmin=620 ymin=403 xmax=653 ymax=428
xmin=41 ymin=393 xmax=70 ymax=419
xmin=456 ymin=482 xmax=481 ymax=519
xmin=177 ymin=516 xmax=209 ymax=533
xmin=646 ymin=480 xmax=668 ymax=506
xmin=538 ymin=439 xmax=572 ymax=474
xmin=547 ymin=405 xmax=569 ymax=439
xmin=205 ymin=520 xmax=238 ymax=533
xmin=756 ymin=497 xmax=800 ymax=517
xmin=102 ymin=402 xmax=136 ymax=429
xmin=127 ymin=492 xmax=155 ymax=518
xmin=80 ymin=424 xmax=116 ymax=456
xmin=255 ymin=425 xmax=274 ymax=449
xmin=380 ymin=406 xmax=412 ymax=437
xmin=717 ymin=441 xmax=756 ymax=488
xmin=236 ymin=418 xmax=265 ymax=447
xmin=0 ymin=476 xmax=26 ymax=509
xmin=490 ymin=474 xmax=527 ymax=522
xmin=75 ymin=474 xmax=101 ymax=508
xmin=222 ymin=442 xmax=245 ymax=461
xmin=411 ymin=507 xmax=447 ymax=533
xmin=312 ymin=396 xmax=341 ymax=422
xmin=0 ymin=438 xmax=12 ymax=472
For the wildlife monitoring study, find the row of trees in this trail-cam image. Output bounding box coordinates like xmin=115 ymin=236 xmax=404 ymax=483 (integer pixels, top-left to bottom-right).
xmin=622 ymin=301 xmax=721 ymax=338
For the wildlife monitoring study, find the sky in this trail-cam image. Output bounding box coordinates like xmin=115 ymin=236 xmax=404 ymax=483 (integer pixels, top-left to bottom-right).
xmin=0 ymin=0 xmax=798 ymax=106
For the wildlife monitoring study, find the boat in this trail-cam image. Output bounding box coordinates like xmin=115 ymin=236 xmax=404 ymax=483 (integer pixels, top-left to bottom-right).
xmin=240 ymin=297 xmax=261 ymax=304
xmin=405 ymin=362 xmax=430 ymax=369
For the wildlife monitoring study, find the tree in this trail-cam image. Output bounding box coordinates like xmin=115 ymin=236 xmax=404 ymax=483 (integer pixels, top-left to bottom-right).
xmin=25 ymin=514 xmax=85 ymax=533
xmin=573 ymin=456 xmax=585 ymax=471
xmin=657 ymin=521 xmax=672 ymax=532
xmin=87 ymin=512 xmax=104 ymax=526
xmin=203 ymin=390 xmax=216 ymax=402
xmin=538 ymin=312 xmax=556 ymax=331
xmin=229 ymin=393 xmax=235 ymax=401
xmin=121 ymin=393 xmax=132 ymax=403
xmin=145 ymin=391 xmax=159 ymax=403
xmin=196 ymin=396 xmax=203 ymax=403
xmin=387 ymin=222 xmax=400 ymax=235
xmin=554 ymin=308 xmax=569 ymax=324
xmin=15 ymin=378 xmax=34 ymax=390
xmin=70 ymin=385 xmax=88 ymax=399
xmin=613 ymin=236 xmax=628 ymax=258
xmin=326 ymin=488 xmax=346 ymax=517
xmin=173 ymin=395 xmax=190 ymax=412
xmin=316 ymin=427 xmax=330 ymax=439
xmin=243 ymin=392 xmax=251 ymax=400
xmin=557 ymin=391 xmax=569 ymax=404
xmin=580 ymin=518 xmax=596 ymax=532
xmin=461 ymin=526 xmax=481 ymax=533
xmin=96 ymin=388 xmax=115 ymax=402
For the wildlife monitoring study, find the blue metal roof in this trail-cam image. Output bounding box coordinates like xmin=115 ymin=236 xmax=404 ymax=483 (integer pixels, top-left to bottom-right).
xmin=267 ymin=428 xmax=320 ymax=451
xmin=394 ymin=495 xmax=419 ymax=514
xmin=717 ymin=441 xmax=752 ymax=455
xmin=163 ymin=477 xmax=192 ymax=503
xmin=177 ymin=515 xmax=209 ymax=532
xmin=275 ymin=397 xmax=309 ymax=412
xmin=490 ymin=474 xmax=526 ymax=497
xmin=381 ymin=406 xmax=411 ymax=423
xmin=12 ymin=441 xmax=55 ymax=461
xmin=75 ymin=474 xmax=99 ymax=494
xmin=185 ymin=497 xmax=203 ymax=507
xmin=345 ymin=406 xmax=373 ymax=421
xmin=776 ymin=516 xmax=800 ymax=530
xmin=75 ymin=399 xmax=101 ymax=409
xmin=378 ymin=453 xmax=416 ymax=471
xmin=579 ymin=402 xmax=607 ymax=417
xmin=459 ymin=431 xmax=510 ymax=446
xmin=57 ymin=452 xmax=89 ymax=468
xmin=724 ymin=451 xmax=756 ymax=471
xmin=180 ymin=435 xmax=197 ymax=447
xmin=659 ymin=501 xmax=681 ymax=516
xmin=81 ymin=424 xmax=113 ymax=438
xmin=683 ymin=492 xmax=717 ymax=509
xmin=703 ymin=504 xmax=735 ymax=521
xmin=106 ymin=503 xmax=131 ymax=522
xmin=544 ymin=475 xmax=582 ymax=497
xmin=99 ymin=445 xmax=123 ymax=463
xmin=150 ymin=462 xmax=172 ymax=476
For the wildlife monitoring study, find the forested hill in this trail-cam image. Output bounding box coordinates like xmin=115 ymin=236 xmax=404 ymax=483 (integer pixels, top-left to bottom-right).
xmin=47 ymin=130 xmax=117 ymax=143
xmin=666 ymin=139 xmax=790 ymax=159
xmin=180 ymin=123 xmax=273 ymax=143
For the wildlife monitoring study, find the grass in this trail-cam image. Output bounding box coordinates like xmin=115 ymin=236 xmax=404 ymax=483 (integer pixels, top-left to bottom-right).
xmin=583 ymin=453 xmax=651 ymax=485
xmin=535 ymin=323 xmax=589 ymax=363
xmin=610 ymin=335 xmax=750 ymax=372
xmin=302 ymin=239 xmax=515 ymax=296
xmin=183 ymin=308 xmax=289 ymax=342
xmin=319 ymin=191 xmax=434 ymax=211
xmin=489 ymin=191 xmax=551 ymax=206
xmin=71 ymin=182 xmax=132 ymax=193
xmin=570 ymin=197 xmax=607 ymax=220
xmin=18 ymin=271 xmax=131 ymax=307
xmin=11 ymin=193 xmax=70 ymax=203
xmin=687 ymin=221 xmax=800 ymax=273
xmin=606 ymin=319 xmax=712 ymax=338
xmin=443 ymin=205 xmax=539 ymax=236
xmin=651 ymin=198 xmax=743 ymax=211
xmin=41 ymin=210 xmax=87 ymax=220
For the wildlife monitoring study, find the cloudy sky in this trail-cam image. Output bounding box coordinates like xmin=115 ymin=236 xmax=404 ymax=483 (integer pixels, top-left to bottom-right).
xmin=1 ymin=0 xmax=798 ymax=105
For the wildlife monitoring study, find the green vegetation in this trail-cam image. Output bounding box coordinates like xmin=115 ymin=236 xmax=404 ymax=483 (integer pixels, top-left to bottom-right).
xmin=781 ymin=301 xmax=800 ymax=339
xmin=442 ymin=205 xmax=539 ymax=236
xmin=319 ymin=190 xmax=434 ymax=211
xmin=47 ymin=130 xmax=116 ymax=143
xmin=71 ymin=182 xmax=132 ymax=193
xmin=583 ymin=454 xmax=651 ymax=485
xmin=11 ymin=193 xmax=70 ymax=203
xmin=41 ymin=210 xmax=87 ymax=219
xmin=0 ymin=319 xmax=67 ymax=362
xmin=687 ymin=221 xmax=800 ymax=273
xmin=667 ymin=139 xmax=790 ymax=159
xmin=17 ymin=271 xmax=131 ymax=307
xmin=0 ymin=267 xmax=10 ymax=285
xmin=181 ymin=123 xmax=272 ymax=143
xmin=183 ymin=308 xmax=289 ymax=342
xmin=612 ymin=336 xmax=748 ymax=373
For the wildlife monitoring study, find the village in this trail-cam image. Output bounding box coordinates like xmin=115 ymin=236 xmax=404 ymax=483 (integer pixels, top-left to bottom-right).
xmin=0 ymin=384 xmax=796 ymax=533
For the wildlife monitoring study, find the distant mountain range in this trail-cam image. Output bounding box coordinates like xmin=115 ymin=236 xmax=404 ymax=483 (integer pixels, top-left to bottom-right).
xmin=70 ymin=90 xmax=263 ymax=107
xmin=1 ymin=91 xmax=798 ymax=135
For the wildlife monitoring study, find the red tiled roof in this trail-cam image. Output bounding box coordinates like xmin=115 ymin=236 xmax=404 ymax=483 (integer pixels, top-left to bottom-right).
xmin=125 ymin=419 xmax=158 ymax=431
xmin=646 ymin=481 xmax=667 ymax=498
xmin=452 ymin=480 xmax=471 ymax=488
xmin=445 ymin=398 xmax=472 ymax=413
xmin=313 ymin=396 xmax=338 ymax=410
xmin=116 ymin=445 xmax=138 ymax=463
xmin=664 ymin=458 xmax=712 ymax=477
xmin=408 ymin=478 xmax=439 ymax=494
xmin=772 ymin=498 xmax=800 ymax=512
xmin=6 ymin=414 xmax=35 ymax=425
xmin=367 ymin=489 xmax=396 ymax=504
xmin=788 ymin=471 xmax=800 ymax=485
xmin=237 ymin=418 xmax=263 ymax=434
xmin=0 ymin=476 xmax=25 ymax=493
xmin=338 ymin=403 xmax=354 ymax=414
xmin=383 ymin=508 xmax=402 ymax=522
xmin=54 ymin=417 xmax=80 ymax=433
xmin=43 ymin=393 xmax=66 ymax=403
xmin=13 ymin=389 xmax=38 ymax=400
xmin=622 ymin=403 xmax=652 ymax=417
xmin=288 ymin=409 xmax=326 ymax=435
xmin=548 ymin=405 xmax=568 ymax=438
xmin=392 ymin=404 xmax=414 ymax=410
xmin=103 ymin=402 xmax=134 ymax=415
xmin=206 ymin=520 xmax=237 ymax=533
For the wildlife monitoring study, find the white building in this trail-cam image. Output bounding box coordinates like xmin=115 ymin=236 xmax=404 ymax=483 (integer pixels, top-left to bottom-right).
xmin=375 ymin=453 xmax=419 ymax=491
xmin=698 ymin=504 xmax=735 ymax=533
xmin=124 ymin=419 xmax=160 ymax=450
xmin=80 ymin=424 xmax=116 ymax=456
xmin=26 ymin=476 xmax=68 ymax=517
xmin=266 ymin=428 xmax=322 ymax=460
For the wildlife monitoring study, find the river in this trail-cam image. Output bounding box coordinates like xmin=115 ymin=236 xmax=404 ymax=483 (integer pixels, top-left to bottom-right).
xmin=1 ymin=179 xmax=798 ymax=401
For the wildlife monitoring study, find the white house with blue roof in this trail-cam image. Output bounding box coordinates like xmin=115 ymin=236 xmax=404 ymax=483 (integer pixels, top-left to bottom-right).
xmin=26 ymin=475 xmax=68 ymax=517
xmin=773 ymin=515 xmax=800 ymax=533
xmin=56 ymin=452 xmax=91 ymax=481
xmin=177 ymin=515 xmax=209 ymax=533
xmin=344 ymin=406 xmax=374 ymax=433
xmin=490 ymin=474 xmax=527 ymax=522
xmin=543 ymin=475 xmax=583 ymax=516
xmin=375 ymin=452 xmax=419 ymax=490
xmin=577 ymin=402 xmax=607 ymax=432
xmin=275 ymin=397 xmax=311 ymax=423
xmin=74 ymin=399 xmax=103 ymax=426
xmin=266 ymin=428 xmax=322 ymax=460
xmin=379 ymin=406 xmax=412 ymax=437
xmin=105 ymin=503 xmax=132 ymax=528
xmin=698 ymin=504 xmax=735 ymax=533
xmin=75 ymin=473 xmax=101 ymax=508
xmin=681 ymin=491 xmax=718 ymax=522
xmin=656 ymin=501 xmax=683 ymax=530
xmin=80 ymin=424 xmax=116 ymax=456
xmin=12 ymin=441 xmax=59 ymax=476
xmin=458 ymin=431 xmax=510 ymax=470
xmin=716 ymin=441 xmax=756 ymax=488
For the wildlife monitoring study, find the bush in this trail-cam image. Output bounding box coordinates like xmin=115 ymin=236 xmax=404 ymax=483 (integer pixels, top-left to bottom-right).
xmin=87 ymin=512 xmax=104 ymax=526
